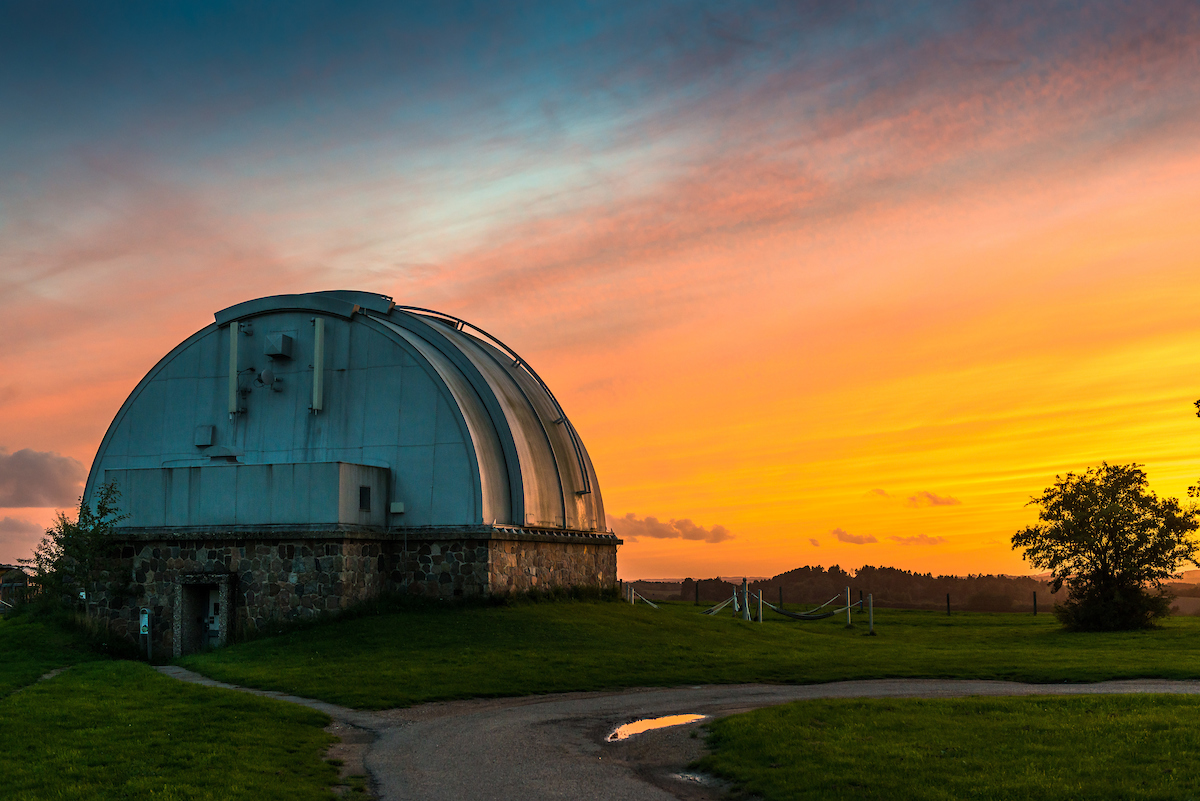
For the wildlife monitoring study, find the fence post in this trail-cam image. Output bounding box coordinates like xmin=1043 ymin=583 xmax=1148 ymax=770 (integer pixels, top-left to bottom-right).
xmin=946 ymin=592 xmax=950 ymax=616
xmin=695 ymin=583 xmax=699 ymax=606
xmin=846 ymin=586 xmax=852 ymax=626
xmin=779 ymin=586 xmax=783 ymax=609
xmin=868 ymin=594 xmax=874 ymax=635
xmin=758 ymin=590 xmax=763 ymax=623
xmin=1033 ymin=591 xmax=1037 ymax=616
xmin=742 ymin=578 xmax=750 ymax=621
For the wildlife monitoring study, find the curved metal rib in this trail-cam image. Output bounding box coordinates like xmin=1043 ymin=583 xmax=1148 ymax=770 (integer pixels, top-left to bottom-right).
xmin=393 ymin=305 xmax=593 ymax=494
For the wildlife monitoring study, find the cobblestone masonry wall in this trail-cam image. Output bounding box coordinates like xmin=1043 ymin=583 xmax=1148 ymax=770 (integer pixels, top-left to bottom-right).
xmin=487 ymin=539 xmax=617 ymax=594
xmin=87 ymin=534 xmax=619 ymax=656
xmin=387 ymin=539 xmax=492 ymax=598
xmin=388 ymin=537 xmax=618 ymax=598
xmin=88 ymin=538 xmax=389 ymax=657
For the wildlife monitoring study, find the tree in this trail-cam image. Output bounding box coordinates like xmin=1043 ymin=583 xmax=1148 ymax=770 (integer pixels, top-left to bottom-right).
xmin=1012 ymin=463 xmax=1199 ymax=631
xmin=22 ymin=482 xmax=128 ymax=601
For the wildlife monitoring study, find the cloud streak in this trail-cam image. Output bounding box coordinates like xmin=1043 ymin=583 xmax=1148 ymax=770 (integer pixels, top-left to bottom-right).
xmin=832 ymin=527 xmax=876 ymax=545
xmin=906 ymin=491 xmax=962 ymax=508
xmin=0 ymin=516 xmax=43 ymax=537
xmin=611 ymin=513 xmax=733 ymax=543
xmin=0 ymin=448 xmax=85 ymax=508
xmin=890 ymin=534 xmax=947 ymax=546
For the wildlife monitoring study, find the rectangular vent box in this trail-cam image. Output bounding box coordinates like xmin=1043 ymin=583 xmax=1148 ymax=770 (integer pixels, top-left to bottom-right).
xmin=264 ymin=332 xmax=294 ymax=359
xmin=193 ymin=425 xmax=215 ymax=447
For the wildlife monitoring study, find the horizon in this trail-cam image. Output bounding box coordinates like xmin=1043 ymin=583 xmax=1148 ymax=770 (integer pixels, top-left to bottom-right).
xmin=3 ymin=2 xmax=1200 ymax=578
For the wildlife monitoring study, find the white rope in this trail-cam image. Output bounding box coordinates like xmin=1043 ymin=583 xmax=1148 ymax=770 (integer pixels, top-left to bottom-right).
xmin=705 ymin=592 xmax=864 ymax=619
xmin=701 ymin=596 xmax=734 ymax=615
xmin=824 ymin=600 xmax=865 ymax=616
xmin=805 ymin=593 xmax=843 ymax=614
xmin=632 ymin=590 xmax=660 ymax=609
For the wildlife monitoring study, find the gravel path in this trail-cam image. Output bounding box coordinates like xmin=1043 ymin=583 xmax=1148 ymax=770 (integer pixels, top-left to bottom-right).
xmin=154 ymin=668 xmax=1200 ymax=800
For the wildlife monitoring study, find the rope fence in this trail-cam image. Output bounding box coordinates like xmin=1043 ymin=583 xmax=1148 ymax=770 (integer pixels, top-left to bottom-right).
xmin=620 ymin=579 xmax=877 ymax=634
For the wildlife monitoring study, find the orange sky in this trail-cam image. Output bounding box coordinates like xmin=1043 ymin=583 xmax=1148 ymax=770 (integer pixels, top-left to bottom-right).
xmin=2 ymin=3 xmax=1199 ymax=578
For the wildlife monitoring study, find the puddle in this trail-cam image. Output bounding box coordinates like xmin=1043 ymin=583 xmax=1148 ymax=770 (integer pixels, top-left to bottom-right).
xmin=605 ymin=714 xmax=708 ymax=742
xmin=672 ymin=771 xmax=718 ymax=786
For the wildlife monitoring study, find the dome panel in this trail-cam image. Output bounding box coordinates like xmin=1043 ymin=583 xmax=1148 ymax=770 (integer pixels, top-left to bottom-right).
xmin=86 ymin=291 xmax=604 ymax=534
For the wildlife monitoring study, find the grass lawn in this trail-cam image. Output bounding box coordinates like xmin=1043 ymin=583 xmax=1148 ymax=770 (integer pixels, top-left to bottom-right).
xmin=696 ymin=694 xmax=1200 ymax=800
xmin=179 ymin=599 xmax=1200 ymax=709
xmin=0 ymin=616 xmax=343 ymax=800
xmin=0 ymin=613 xmax=102 ymax=695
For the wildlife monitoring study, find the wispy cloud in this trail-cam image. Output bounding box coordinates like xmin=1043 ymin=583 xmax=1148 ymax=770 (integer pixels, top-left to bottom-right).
xmin=808 ymin=538 xmax=820 ymax=547
xmin=0 ymin=448 xmax=85 ymax=508
xmin=0 ymin=517 xmax=42 ymax=537
xmin=610 ymin=513 xmax=733 ymax=543
xmin=890 ymin=534 xmax=947 ymax=546
xmin=906 ymin=491 xmax=962 ymax=508
xmin=0 ymin=516 xmax=46 ymax=559
xmin=833 ymin=527 xmax=876 ymax=545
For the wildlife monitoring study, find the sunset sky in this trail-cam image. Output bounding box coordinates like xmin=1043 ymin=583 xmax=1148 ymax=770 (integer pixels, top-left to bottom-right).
xmin=2 ymin=2 xmax=1199 ymax=579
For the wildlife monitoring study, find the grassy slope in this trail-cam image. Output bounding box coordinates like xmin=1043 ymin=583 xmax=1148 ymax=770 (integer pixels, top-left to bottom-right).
xmin=0 ymin=616 xmax=341 ymax=801
xmin=179 ymin=600 xmax=1200 ymax=709
xmin=0 ymin=614 xmax=101 ymax=694
xmin=697 ymin=695 xmax=1200 ymax=800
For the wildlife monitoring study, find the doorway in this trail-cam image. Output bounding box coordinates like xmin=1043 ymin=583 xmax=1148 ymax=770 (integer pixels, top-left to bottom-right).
xmin=174 ymin=574 xmax=232 ymax=657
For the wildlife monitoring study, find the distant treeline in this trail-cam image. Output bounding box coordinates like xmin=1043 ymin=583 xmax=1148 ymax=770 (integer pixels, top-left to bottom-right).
xmin=679 ymin=565 xmax=1062 ymax=613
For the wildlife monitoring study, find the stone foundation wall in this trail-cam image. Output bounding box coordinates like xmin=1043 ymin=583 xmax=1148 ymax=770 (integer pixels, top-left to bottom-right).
xmin=87 ymin=537 xmax=391 ymax=657
xmin=385 ymin=537 xmax=619 ymax=598
xmin=487 ymin=539 xmax=617 ymax=594
xmin=388 ymin=539 xmax=492 ymax=599
xmin=86 ymin=531 xmax=619 ymax=656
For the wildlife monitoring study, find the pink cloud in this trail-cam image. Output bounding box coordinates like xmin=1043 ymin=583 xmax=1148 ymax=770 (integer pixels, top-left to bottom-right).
xmin=610 ymin=513 xmax=733 ymax=543
xmin=833 ymin=527 xmax=876 ymax=545
xmin=890 ymin=534 xmax=948 ymax=546
xmin=907 ymin=491 xmax=962 ymax=508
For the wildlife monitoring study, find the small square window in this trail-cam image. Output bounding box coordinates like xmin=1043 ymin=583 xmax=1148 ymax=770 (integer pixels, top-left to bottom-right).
xmin=359 ymin=486 xmax=371 ymax=512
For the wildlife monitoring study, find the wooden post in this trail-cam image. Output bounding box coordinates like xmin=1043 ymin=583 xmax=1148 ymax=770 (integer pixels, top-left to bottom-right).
xmin=1033 ymin=591 xmax=1037 ymax=616
xmin=868 ymin=594 xmax=874 ymax=635
xmin=946 ymin=592 xmax=950 ymax=616
xmin=758 ymin=590 xmax=763 ymax=623
xmin=695 ymin=583 xmax=699 ymax=605
xmin=742 ymin=578 xmax=750 ymax=622
xmin=846 ymin=586 xmax=852 ymax=626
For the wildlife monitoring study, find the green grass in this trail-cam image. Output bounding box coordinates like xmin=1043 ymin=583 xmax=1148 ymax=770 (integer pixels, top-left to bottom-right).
xmin=0 ymin=613 xmax=102 ymax=695
xmin=696 ymin=694 xmax=1200 ymax=800
xmin=179 ymin=600 xmax=1200 ymax=709
xmin=0 ymin=661 xmax=341 ymax=800
xmin=0 ymin=614 xmax=343 ymax=800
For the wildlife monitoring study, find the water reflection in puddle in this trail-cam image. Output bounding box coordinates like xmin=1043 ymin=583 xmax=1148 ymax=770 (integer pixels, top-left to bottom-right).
xmin=606 ymin=714 xmax=708 ymax=742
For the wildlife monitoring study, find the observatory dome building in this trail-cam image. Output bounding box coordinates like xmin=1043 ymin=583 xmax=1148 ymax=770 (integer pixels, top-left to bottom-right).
xmin=85 ymin=291 xmax=618 ymax=656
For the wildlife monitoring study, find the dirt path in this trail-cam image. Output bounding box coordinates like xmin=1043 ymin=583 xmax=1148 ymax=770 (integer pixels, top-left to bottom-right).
xmin=154 ymin=669 xmax=1200 ymax=800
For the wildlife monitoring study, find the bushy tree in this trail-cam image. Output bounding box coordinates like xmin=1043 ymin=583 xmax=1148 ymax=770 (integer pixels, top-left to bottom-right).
xmin=22 ymin=482 xmax=128 ymax=601
xmin=1012 ymin=463 xmax=1199 ymax=630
